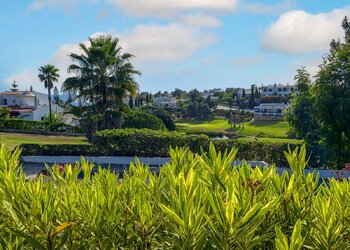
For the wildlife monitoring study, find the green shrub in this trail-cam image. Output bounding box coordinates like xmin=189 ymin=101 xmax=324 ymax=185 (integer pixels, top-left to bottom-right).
xmin=1 ymin=144 xmax=350 ymax=248
xmin=20 ymin=128 xmax=329 ymax=168
xmin=152 ymin=108 xmax=176 ymax=131
xmin=123 ymin=111 xmax=167 ymax=131
xmin=93 ymin=128 xmax=209 ymax=156
xmin=0 ymin=118 xmax=81 ymax=133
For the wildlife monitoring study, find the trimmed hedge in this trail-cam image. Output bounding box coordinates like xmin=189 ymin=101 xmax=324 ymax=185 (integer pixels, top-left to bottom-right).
xmin=19 ymin=128 xmax=329 ymax=168
xmin=93 ymin=128 xmax=209 ymax=157
xmin=0 ymin=118 xmax=81 ymax=133
xmin=123 ymin=111 xmax=167 ymax=131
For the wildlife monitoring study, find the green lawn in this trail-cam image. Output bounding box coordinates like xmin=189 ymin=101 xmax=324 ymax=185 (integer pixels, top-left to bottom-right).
xmin=0 ymin=132 xmax=89 ymax=150
xmin=176 ymin=119 xmax=299 ymax=142
xmin=176 ymin=119 xmax=232 ymax=133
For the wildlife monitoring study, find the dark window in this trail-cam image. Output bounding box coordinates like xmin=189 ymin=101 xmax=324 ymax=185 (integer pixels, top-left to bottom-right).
xmin=268 ymin=89 xmax=272 ymax=92
xmin=263 ymin=88 xmax=267 ymax=92
xmin=278 ymin=88 xmax=282 ymax=91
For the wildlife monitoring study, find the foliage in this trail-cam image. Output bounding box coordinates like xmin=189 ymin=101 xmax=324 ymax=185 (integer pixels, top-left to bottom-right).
xmin=2 ymin=144 xmax=350 ymax=248
xmin=0 ymin=118 xmax=81 ymax=133
xmin=288 ymin=17 xmax=350 ymax=168
xmin=38 ymin=64 xmax=60 ymax=123
xmin=0 ymin=107 xmax=11 ymax=118
xmin=152 ymin=108 xmax=176 ymax=131
xmin=123 ymin=111 xmax=167 ymax=131
xmin=287 ymin=67 xmax=319 ymax=142
xmin=62 ymin=35 xmax=140 ymax=140
xmin=21 ymin=128 xmax=325 ymax=168
xmin=93 ymin=128 xmax=209 ymax=157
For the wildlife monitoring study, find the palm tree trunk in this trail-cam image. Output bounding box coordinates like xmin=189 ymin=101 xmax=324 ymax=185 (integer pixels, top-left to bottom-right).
xmin=48 ymin=88 xmax=52 ymax=123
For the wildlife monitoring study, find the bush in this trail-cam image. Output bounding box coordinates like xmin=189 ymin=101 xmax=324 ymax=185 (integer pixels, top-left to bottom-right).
xmin=20 ymin=128 xmax=328 ymax=168
xmin=1 ymin=144 xmax=350 ymax=248
xmin=152 ymin=108 xmax=176 ymax=131
xmin=93 ymin=128 xmax=209 ymax=157
xmin=123 ymin=111 xmax=167 ymax=131
xmin=0 ymin=118 xmax=81 ymax=133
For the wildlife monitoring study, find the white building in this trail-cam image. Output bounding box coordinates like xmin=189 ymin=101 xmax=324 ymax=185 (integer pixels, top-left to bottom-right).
xmin=261 ymin=84 xmax=297 ymax=97
xmin=0 ymin=91 xmax=63 ymax=121
xmin=253 ymin=103 xmax=289 ymax=121
xmin=154 ymin=96 xmax=177 ymax=109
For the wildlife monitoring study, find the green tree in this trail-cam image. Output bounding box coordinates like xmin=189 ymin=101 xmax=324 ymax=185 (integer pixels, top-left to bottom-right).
xmin=62 ymin=35 xmax=140 ymax=140
xmin=289 ymin=17 xmax=350 ymax=168
xmin=313 ymin=17 xmax=350 ymax=166
xmin=153 ymin=108 xmax=176 ymax=131
xmin=38 ymin=64 xmax=60 ymax=123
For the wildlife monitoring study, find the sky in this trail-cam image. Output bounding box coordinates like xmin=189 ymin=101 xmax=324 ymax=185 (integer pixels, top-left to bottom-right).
xmin=0 ymin=1 xmax=349 ymax=93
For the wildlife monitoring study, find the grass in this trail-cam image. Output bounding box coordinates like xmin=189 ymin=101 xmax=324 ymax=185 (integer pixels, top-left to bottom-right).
xmin=176 ymin=119 xmax=232 ymax=133
xmin=176 ymin=119 xmax=302 ymax=143
xmin=0 ymin=132 xmax=89 ymax=150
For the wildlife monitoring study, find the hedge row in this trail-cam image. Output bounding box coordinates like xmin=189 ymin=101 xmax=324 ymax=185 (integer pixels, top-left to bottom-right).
xmin=19 ymin=128 xmax=329 ymax=167
xmin=0 ymin=118 xmax=81 ymax=133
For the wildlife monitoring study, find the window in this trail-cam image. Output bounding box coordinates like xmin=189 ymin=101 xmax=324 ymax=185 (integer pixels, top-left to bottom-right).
xmin=278 ymin=88 xmax=282 ymax=91
xmin=268 ymin=89 xmax=272 ymax=92
xmin=13 ymin=99 xmax=15 ymax=103
xmin=263 ymin=88 xmax=267 ymax=92
xmin=283 ymin=88 xmax=286 ymax=91
xmin=291 ymin=88 xmax=294 ymax=91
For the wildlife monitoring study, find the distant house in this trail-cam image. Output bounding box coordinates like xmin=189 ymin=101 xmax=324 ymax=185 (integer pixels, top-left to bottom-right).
xmin=0 ymin=91 xmax=63 ymax=121
xmin=154 ymin=96 xmax=177 ymax=109
xmin=261 ymin=84 xmax=297 ymax=97
xmin=253 ymin=103 xmax=288 ymax=121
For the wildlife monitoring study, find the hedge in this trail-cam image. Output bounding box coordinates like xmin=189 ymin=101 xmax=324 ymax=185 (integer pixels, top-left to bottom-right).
xmin=123 ymin=111 xmax=167 ymax=131
xmin=0 ymin=118 xmax=81 ymax=133
xmin=19 ymin=128 xmax=329 ymax=168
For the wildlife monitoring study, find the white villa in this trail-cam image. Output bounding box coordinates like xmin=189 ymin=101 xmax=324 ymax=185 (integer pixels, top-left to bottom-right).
xmin=261 ymin=84 xmax=297 ymax=97
xmin=253 ymin=103 xmax=289 ymax=121
xmin=0 ymin=91 xmax=64 ymax=121
xmin=154 ymin=96 xmax=177 ymax=109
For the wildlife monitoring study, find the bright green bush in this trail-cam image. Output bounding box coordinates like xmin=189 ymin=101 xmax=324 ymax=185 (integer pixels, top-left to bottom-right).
xmin=123 ymin=111 xmax=167 ymax=131
xmin=1 ymin=144 xmax=350 ymax=248
xmin=0 ymin=118 xmax=81 ymax=133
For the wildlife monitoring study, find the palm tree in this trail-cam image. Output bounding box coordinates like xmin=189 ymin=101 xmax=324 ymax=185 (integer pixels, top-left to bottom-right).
xmin=62 ymin=35 xmax=140 ymax=139
xmin=38 ymin=64 xmax=60 ymax=123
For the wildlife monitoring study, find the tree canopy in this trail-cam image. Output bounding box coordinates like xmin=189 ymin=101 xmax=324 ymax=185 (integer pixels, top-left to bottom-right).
xmin=289 ymin=17 xmax=350 ymax=168
xmin=62 ymin=35 xmax=140 ymax=139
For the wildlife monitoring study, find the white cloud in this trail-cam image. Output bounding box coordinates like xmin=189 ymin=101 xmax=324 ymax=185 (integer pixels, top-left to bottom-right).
xmin=233 ymin=55 xmax=266 ymax=66
xmin=262 ymin=7 xmax=350 ymax=54
xmin=7 ymin=23 xmax=216 ymax=92
xmin=5 ymin=70 xmax=40 ymax=91
xmin=120 ymin=23 xmax=216 ymax=61
xmin=178 ymin=14 xmax=222 ymax=28
xmin=106 ymin=0 xmax=238 ymax=18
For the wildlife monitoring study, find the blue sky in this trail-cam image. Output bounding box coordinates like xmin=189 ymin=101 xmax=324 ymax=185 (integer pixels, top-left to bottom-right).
xmin=0 ymin=1 xmax=349 ymax=93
